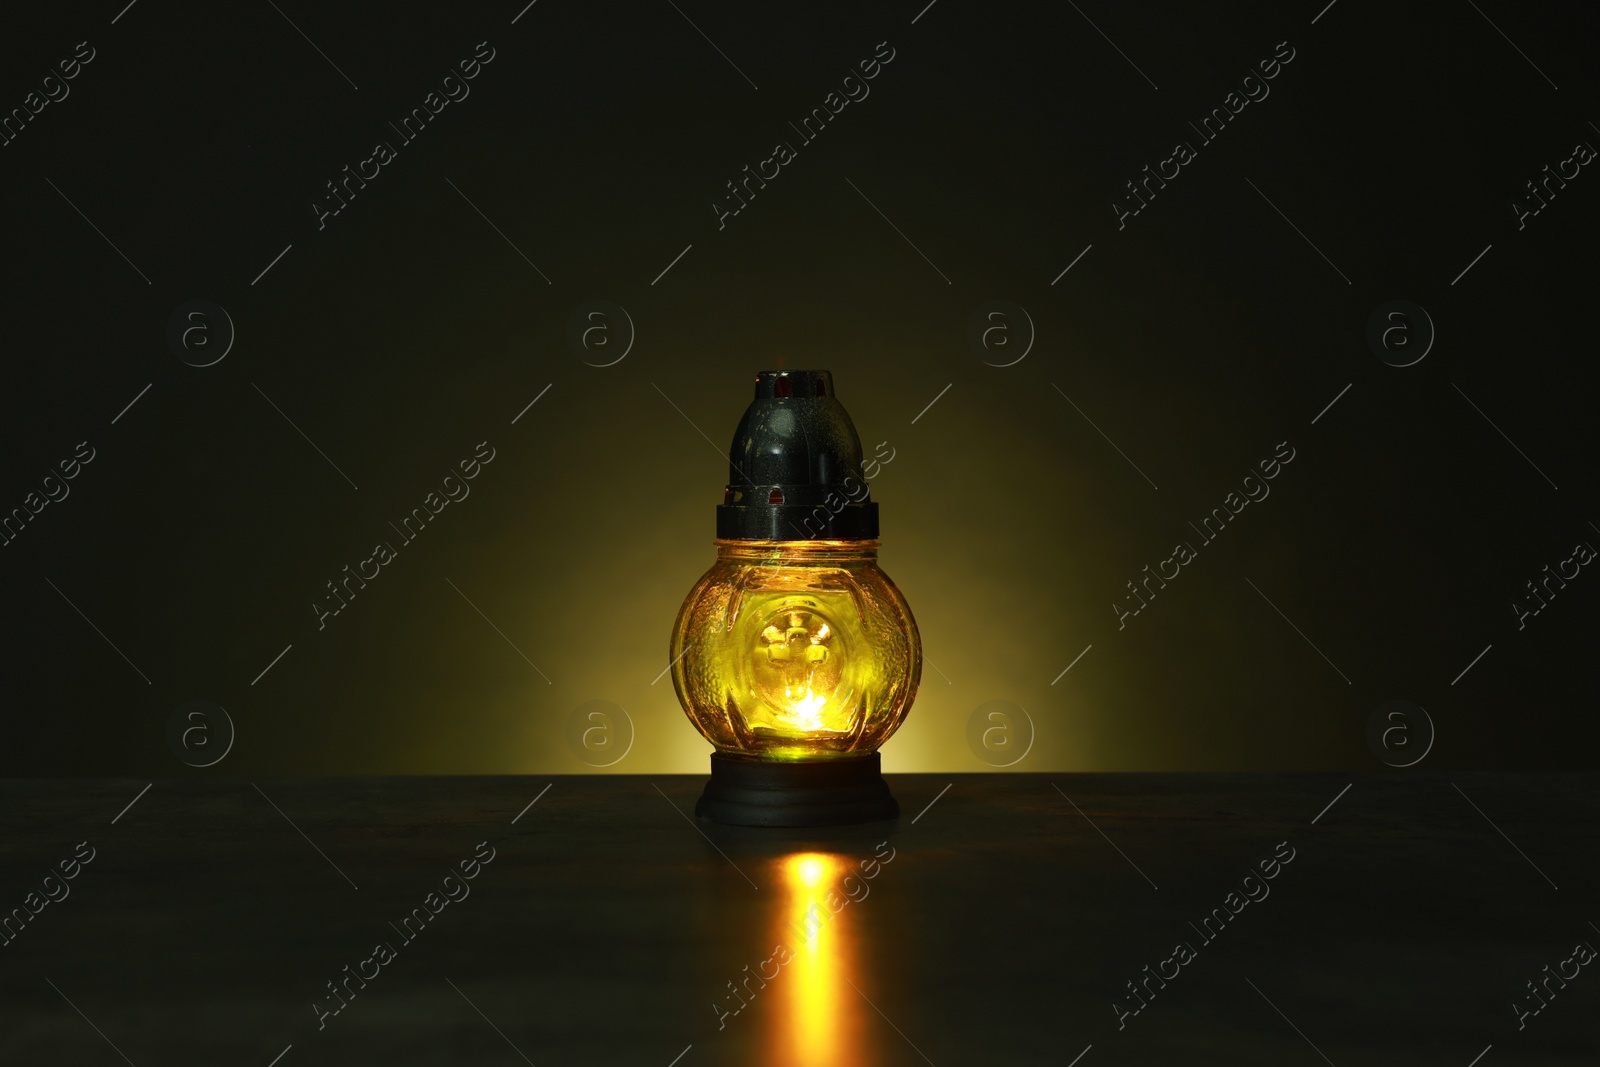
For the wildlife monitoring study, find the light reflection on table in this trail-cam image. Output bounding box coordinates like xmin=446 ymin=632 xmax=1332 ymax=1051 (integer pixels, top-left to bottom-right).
xmin=767 ymin=851 xmax=868 ymax=1067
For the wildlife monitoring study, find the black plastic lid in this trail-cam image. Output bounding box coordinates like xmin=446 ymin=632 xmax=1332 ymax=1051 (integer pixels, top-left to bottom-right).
xmin=715 ymin=370 xmax=880 ymax=540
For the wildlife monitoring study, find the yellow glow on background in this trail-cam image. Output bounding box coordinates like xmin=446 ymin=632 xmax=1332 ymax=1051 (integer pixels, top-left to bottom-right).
xmin=767 ymin=852 xmax=865 ymax=1067
xmin=320 ymin=367 xmax=1156 ymax=775
xmin=431 ymin=371 xmax=1113 ymax=776
xmin=388 ymin=411 xmax=1105 ymax=774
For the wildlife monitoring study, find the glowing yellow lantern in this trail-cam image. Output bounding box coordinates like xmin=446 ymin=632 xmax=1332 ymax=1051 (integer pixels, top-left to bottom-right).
xmin=670 ymin=370 xmax=920 ymax=825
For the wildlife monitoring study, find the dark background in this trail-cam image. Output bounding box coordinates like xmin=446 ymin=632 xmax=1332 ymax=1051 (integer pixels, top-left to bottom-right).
xmin=2 ymin=0 xmax=1596 ymax=775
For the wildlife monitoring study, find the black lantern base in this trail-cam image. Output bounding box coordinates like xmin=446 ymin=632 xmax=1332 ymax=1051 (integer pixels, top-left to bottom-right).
xmin=695 ymin=752 xmax=899 ymax=826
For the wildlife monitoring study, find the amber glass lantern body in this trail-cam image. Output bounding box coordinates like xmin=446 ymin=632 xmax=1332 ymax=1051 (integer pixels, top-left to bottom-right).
xmin=671 ymin=540 xmax=920 ymax=763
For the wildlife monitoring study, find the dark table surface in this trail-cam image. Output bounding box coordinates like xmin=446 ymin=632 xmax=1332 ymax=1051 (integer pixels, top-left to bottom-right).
xmin=1 ymin=773 xmax=1595 ymax=1066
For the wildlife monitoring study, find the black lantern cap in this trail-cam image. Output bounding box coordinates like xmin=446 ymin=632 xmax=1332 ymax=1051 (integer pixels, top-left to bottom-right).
xmin=715 ymin=370 xmax=880 ymax=541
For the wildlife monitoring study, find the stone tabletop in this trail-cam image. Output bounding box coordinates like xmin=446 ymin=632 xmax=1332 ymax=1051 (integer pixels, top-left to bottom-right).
xmin=1 ymin=773 xmax=1595 ymax=1065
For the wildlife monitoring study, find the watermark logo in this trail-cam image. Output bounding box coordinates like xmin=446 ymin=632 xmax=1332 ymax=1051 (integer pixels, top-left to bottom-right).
xmin=312 ymin=838 xmax=495 ymax=1030
xmin=565 ymin=699 xmax=634 ymax=767
xmin=165 ymin=700 xmax=235 ymax=767
xmin=1365 ymin=699 xmax=1433 ymax=767
xmin=965 ymin=699 xmax=1035 ymax=767
xmin=1366 ymin=300 xmax=1433 ymax=367
xmin=566 ymin=300 xmax=634 ymax=367
xmin=166 ymin=300 xmax=235 ymax=367
xmin=966 ymin=301 xmax=1034 ymax=367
